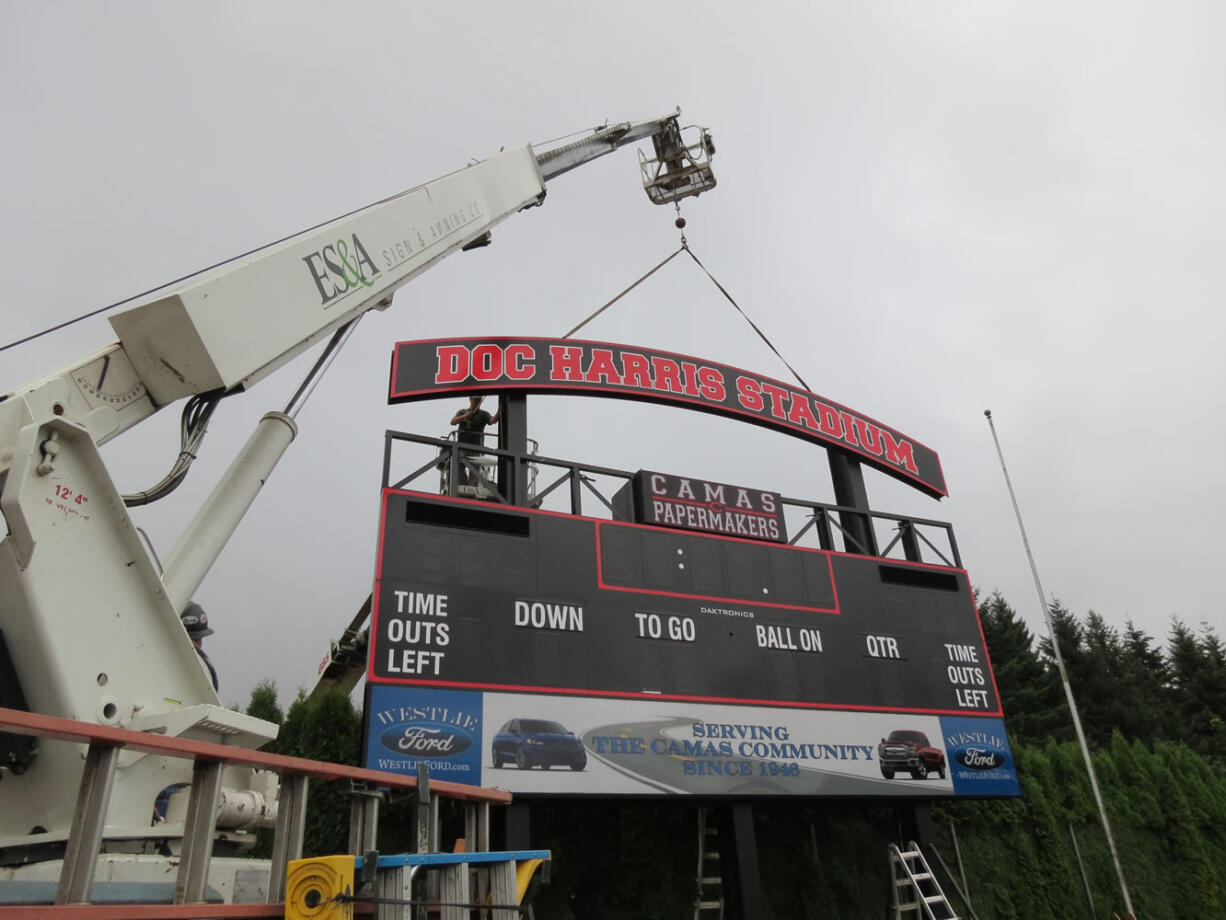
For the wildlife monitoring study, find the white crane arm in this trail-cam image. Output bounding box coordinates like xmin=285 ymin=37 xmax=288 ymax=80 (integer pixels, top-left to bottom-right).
xmin=0 ymin=112 xmax=698 ymax=465
xmin=0 ymin=111 xmax=712 ymax=853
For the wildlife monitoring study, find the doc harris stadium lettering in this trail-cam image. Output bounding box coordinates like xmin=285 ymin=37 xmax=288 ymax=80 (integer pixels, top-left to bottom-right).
xmin=387 ymin=339 xmax=945 ymax=497
xmin=428 ymin=343 xmax=917 ymax=480
xmin=303 ymin=233 xmax=381 ymax=306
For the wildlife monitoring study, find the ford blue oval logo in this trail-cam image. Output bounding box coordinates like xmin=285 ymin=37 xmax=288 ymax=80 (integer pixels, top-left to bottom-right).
xmin=379 ymin=721 xmax=473 ymax=758
xmin=953 ymin=744 xmax=1006 ymax=771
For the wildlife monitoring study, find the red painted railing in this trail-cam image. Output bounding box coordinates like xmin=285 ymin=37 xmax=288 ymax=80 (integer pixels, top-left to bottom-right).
xmin=0 ymin=707 xmax=507 ymax=802
xmin=0 ymin=706 xmax=509 ymax=918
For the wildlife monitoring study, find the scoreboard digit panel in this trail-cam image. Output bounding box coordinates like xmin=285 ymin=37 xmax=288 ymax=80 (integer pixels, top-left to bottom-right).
xmin=596 ymin=521 xmax=836 ymax=610
xmin=371 ymin=491 xmax=1001 ymax=717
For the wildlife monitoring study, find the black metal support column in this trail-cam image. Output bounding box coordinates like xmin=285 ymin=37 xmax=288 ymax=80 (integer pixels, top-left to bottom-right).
xmin=502 ymin=801 xmax=531 ymax=851
xmin=899 ymin=521 xmax=922 ymax=562
xmin=498 ymin=393 xmax=529 ymax=506
xmin=721 ymin=803 xmax=765 ymax=920
xmin=895 ymin=801 xmax=938 ymax=849
xmin=828 ymin=451 xmax=878 ymax=557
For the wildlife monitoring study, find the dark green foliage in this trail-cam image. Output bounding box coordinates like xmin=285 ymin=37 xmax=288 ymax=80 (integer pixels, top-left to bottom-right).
xmin=1046 ymin=737 xmax=1094 ymax=824
xmin=936 ymin=736 xmax=1226 ymax=920
xmin=1017 ymin=745 xmax=1083 ymax=913
xmin=242 ymin=679 xmax=285 ymax=858
xmin=1117 ymin=620 xmax=1172 ymax=742
xmin=932 ymin=806 xmax=1052 ymax=919
xmin=244 ymin=678 xmax=283 ymax=730
xmin=1107 ymin=734 xmax=1163 ymax=828
xmin=525 ymin=801 xmax=693 ymax=920
xmin=269 ymin=687 xmax=363 ymax=856
xmin=988 ymin=598 xmax=1226 ymax=755
xmin=1078 ymin=612 xmax=1140 ymax=746
xmin=756 ymin=802 xmax=893 ymax=919
xmin=1169 ymin=618 xmax=1226 ymax=764
xmin=978 ymin=593 xmax=1064 ymax=745
xmin=1159 ymin=741 xmax=1226 ymax=828
xmin=1033 ymin=601 xmax=1081 ymax=742
xmin=1155 ymin=754 xmax=1220 ymax=915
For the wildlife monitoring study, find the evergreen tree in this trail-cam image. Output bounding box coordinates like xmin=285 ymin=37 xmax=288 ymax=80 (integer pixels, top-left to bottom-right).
xmin=274 ymin=687 xmax=363 ymax=856
xmin=978 ymin=594 xmax=1064 ymax=746
xmin=1107 ymin=734 xmax=1162 ymax=829
xmin=1074 ymin=612 xmax=1131 ymax=747
xmin=1153 ymin=753 xmax=1220 ymax=915
xmin=1115 ymin=621 xmax=1170 ymax=745
xmin=243 ymin=679 xmax=286 ymax=857
xmin=1196 ymin=625 xmax=1226 ymax=764
xmin=1014 ymin=746 xmax=1081 ymax=917
xmin=1034 ymin=601 xmax=1080 ymax=743
xmin=1155 ymin=742 xmax=1226 ymax=834
xmin=1046 ymin=738 xmax=1094 ymax=825
xmin=245 ymin=678 xmax=283 ymax=731
xmin=1168 ymin=619 xmax=1226 ymax=762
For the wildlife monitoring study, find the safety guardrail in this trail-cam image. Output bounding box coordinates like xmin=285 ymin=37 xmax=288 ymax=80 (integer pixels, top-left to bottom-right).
xmin=0 ymin=706 xmax=511 ymax=918
xmin=383 ymin=429 xmax=962 ymax=568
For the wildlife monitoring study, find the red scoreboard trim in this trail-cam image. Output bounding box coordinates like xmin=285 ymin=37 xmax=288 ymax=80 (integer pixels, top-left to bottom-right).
xmin=593 ymin=519 xmax=840 ymax=615
xmin=388 ymin=336 xmax=948 ymax=498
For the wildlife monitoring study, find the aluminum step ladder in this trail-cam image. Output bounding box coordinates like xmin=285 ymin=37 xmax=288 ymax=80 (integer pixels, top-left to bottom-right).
xmin=693 ymin=807 xmax=724 ymax=920
xmin=890 ymin=842 xmax=959 ymax=920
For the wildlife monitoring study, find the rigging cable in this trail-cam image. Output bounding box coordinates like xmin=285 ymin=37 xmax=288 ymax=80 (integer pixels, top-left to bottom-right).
xmin=679 ymin=242 xmax=811 ymax=393
xmin=562 ymin=209 xmax=812 ymax=396
xmin=561 ymin=245 xmax=686 ymax=339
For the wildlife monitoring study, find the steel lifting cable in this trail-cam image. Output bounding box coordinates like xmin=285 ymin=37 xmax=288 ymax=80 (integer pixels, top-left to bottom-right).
xmin=679 ymin=243 xmax=812 ymax=393
xmin=561 ymin=245 xmax=686 ymax=339
xmin=561 ymin=213 xmax=812 ymax=395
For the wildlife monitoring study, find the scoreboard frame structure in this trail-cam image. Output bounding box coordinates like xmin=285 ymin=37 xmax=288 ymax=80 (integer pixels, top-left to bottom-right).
xmin=362 ymin=336 xmax=1020 ymax=800
xmin=371 ymin=489 xmax=999 ymax=716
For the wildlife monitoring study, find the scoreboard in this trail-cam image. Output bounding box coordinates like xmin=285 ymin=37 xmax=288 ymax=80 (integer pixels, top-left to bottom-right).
xmin=373 ymin=490 xmax=999 ymax=715
xmin=368 ymin=335 xmax=1018 ymax=797
xmin=364 ymin=490 xmax=1019 ymax=797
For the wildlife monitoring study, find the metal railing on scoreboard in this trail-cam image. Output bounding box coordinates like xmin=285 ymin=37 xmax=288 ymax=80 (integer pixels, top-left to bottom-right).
xmin=382 ymin=431 xmax=962 ymax=569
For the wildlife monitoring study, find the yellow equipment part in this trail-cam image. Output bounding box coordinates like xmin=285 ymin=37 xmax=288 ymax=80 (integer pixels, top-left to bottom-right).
xmin=285 ymin=854 xmax=355 ymax=920
xmin=516 ymin=857 xmax=546 ymax=903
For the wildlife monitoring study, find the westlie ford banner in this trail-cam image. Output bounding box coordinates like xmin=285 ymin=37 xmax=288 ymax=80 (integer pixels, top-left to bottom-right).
xmin=613 ymin=470 xmax=787 ymax=543
xmin=363 ymin=685 xmax=1020 ymax=799
xmin=388 ymin=338 xmax=947 ymax=498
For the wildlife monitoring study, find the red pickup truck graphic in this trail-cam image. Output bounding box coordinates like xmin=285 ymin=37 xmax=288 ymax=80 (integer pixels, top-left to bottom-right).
xmin=877 ymin=729 xmax=946 ymax=780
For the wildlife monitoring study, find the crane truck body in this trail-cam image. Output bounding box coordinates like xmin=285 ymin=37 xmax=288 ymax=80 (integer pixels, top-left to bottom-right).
xmin=0 ymin=112 xmax=715 ymax=895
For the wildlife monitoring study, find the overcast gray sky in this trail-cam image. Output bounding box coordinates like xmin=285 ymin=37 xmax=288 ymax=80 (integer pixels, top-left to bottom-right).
xmin=3 ymin=1 xmax=1224 ymax=707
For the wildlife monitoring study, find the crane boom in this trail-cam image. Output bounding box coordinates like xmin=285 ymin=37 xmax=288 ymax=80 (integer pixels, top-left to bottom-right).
xmin=0 ymin=112 xmax=707 ymax=463
xmin=535 ymin=118 xmax=675 ymax=180
xmin=0 ymin=110 xmax=715 ymax=860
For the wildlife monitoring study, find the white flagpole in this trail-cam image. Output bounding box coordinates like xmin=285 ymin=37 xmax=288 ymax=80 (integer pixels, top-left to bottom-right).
xmin=984 ymin=409 xmax=1135 ymax=919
